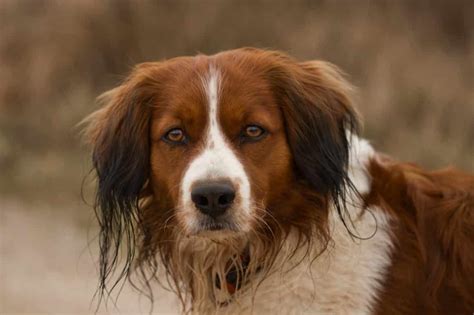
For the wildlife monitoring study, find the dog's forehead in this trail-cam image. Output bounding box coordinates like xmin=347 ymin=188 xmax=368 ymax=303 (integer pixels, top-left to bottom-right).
xmin=152 ymin=53 xmax=278 ymax=126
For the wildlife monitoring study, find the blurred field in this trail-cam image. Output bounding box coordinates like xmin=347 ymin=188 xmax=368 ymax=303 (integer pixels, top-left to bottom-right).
xmin=0 ymin=0 xmax=473 ymax=314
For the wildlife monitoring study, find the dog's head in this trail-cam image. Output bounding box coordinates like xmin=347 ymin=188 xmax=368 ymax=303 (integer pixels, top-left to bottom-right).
xmin=83 ymin=48 xmax=359 ymax=306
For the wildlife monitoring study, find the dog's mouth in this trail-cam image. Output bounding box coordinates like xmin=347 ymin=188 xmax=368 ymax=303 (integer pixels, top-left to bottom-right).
xmin=200 ymin=217 xmax=238 ymax=231
xmin=205 ymin=221 xmax=226 ymax=231
xmin=192 ymin=215 xmax=241 ymax=236
xmin=178 ymin=203 xmax=252 ymax=236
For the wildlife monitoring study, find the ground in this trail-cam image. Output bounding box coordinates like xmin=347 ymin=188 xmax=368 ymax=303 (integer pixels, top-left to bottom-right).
xmin=0 ymin=198 xmax=177 ymax=314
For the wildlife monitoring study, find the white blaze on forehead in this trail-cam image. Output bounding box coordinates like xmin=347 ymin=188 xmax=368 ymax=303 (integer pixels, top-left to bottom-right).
xmin=180 ymin=66 xmax=251 ymax=216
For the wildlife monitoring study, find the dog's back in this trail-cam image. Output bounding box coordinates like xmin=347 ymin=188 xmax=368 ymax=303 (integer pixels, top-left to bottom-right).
xmin=368 ymin=158 xmax=474 ymax=314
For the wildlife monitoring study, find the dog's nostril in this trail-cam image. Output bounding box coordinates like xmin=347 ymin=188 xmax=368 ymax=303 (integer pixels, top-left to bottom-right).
xmin=195 ymin=195 xmax=209 ymax=207
xmin=218 ymin=192 xmax=235 ymax=206
xmin=191 ymin=182 xmax=236 ymax=218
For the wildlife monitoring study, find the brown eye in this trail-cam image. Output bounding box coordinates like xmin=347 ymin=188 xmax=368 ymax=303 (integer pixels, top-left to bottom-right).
xmin=163 ymin=128 xmax=187 ymax=144
xmin=242 ymin=125 xmax=266 ymax=142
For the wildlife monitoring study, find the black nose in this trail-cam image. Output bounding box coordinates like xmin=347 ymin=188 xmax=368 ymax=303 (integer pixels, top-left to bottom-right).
xmin=191 ymin=182 xmax=236 ymax=218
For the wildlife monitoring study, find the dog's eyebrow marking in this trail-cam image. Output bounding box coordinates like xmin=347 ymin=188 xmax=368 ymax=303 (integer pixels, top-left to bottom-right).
xmin=180 ymin=65 xmax=252 ymax=230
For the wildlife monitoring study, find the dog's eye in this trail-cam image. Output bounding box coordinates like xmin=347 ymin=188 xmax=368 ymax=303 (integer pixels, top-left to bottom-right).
xmin=241 ymin=125 xmax=266 ymax=142
xmin=163 ymin=128 xmax=187 ymax=144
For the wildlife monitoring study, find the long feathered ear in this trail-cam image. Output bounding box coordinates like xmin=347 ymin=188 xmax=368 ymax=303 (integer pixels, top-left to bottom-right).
xmin=81 ymin=63 xmax=158 ymax=300
xmin=268 ymin=55 xmax=360 ymax=216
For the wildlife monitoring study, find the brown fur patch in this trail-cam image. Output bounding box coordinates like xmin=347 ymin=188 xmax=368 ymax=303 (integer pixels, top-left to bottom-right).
xmin=366 ymin=156 xmax=474 ymax=314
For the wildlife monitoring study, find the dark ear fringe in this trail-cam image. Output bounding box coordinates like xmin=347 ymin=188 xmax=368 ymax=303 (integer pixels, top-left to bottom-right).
xmin=264 ymin=53 xmax=363 ymax=238
xmin=81 ymin=64 xmax=159 ymax=307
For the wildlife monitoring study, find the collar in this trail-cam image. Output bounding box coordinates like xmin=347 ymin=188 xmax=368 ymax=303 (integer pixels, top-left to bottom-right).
xmin=215 ymin=253 xmax=251 ymax=294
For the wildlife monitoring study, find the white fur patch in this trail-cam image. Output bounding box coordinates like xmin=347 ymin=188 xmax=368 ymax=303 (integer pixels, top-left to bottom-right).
xmin=179 ymin=66 xmax=252 ymax=232
xmin=217 ymin=136 xmax=393 ymax=315
xmin=347 ymin=134 xmax=374 ymax=196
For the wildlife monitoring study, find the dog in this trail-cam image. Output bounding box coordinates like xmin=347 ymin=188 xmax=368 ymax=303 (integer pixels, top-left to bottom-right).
xmin=83 ymin=48 xmax=474 ymax=314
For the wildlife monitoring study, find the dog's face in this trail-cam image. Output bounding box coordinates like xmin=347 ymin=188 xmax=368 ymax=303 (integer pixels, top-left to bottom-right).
xmin=148 ymin=58 xmax=293 ymax=235
xmin=84 ymin=48 xmax=358 ymax=298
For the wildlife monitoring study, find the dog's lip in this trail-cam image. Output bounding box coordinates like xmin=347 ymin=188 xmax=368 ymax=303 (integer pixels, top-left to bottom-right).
xmin=193 ymin=217 xmax=240 ymax=234
xmin=207 ymin=222 xmax=225 ymax=230
xmin=202 ymin=220 xmax=235 ymax=231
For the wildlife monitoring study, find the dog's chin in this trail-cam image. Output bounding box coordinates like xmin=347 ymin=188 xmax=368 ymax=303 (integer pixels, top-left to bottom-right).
xmin=194 ymin=229 xmax=240 ymax=241
xmin=186 ymin=217 xmax=243 ymax=239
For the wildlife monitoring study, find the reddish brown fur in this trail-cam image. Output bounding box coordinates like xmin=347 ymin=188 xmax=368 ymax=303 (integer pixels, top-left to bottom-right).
xmin=367 ymin=156 xmax=474 ymax=314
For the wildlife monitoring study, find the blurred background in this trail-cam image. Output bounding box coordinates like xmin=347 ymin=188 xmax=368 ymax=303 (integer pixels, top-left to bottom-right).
xmin=1 ymin=0 xmax=473 ymax=313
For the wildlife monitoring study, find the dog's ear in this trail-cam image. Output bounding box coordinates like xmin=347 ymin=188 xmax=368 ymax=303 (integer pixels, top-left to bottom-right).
xmin=268 ymin=56 xmax=360 ymax=206
xmin=81 ymin=62 xmax=159 ymax=295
